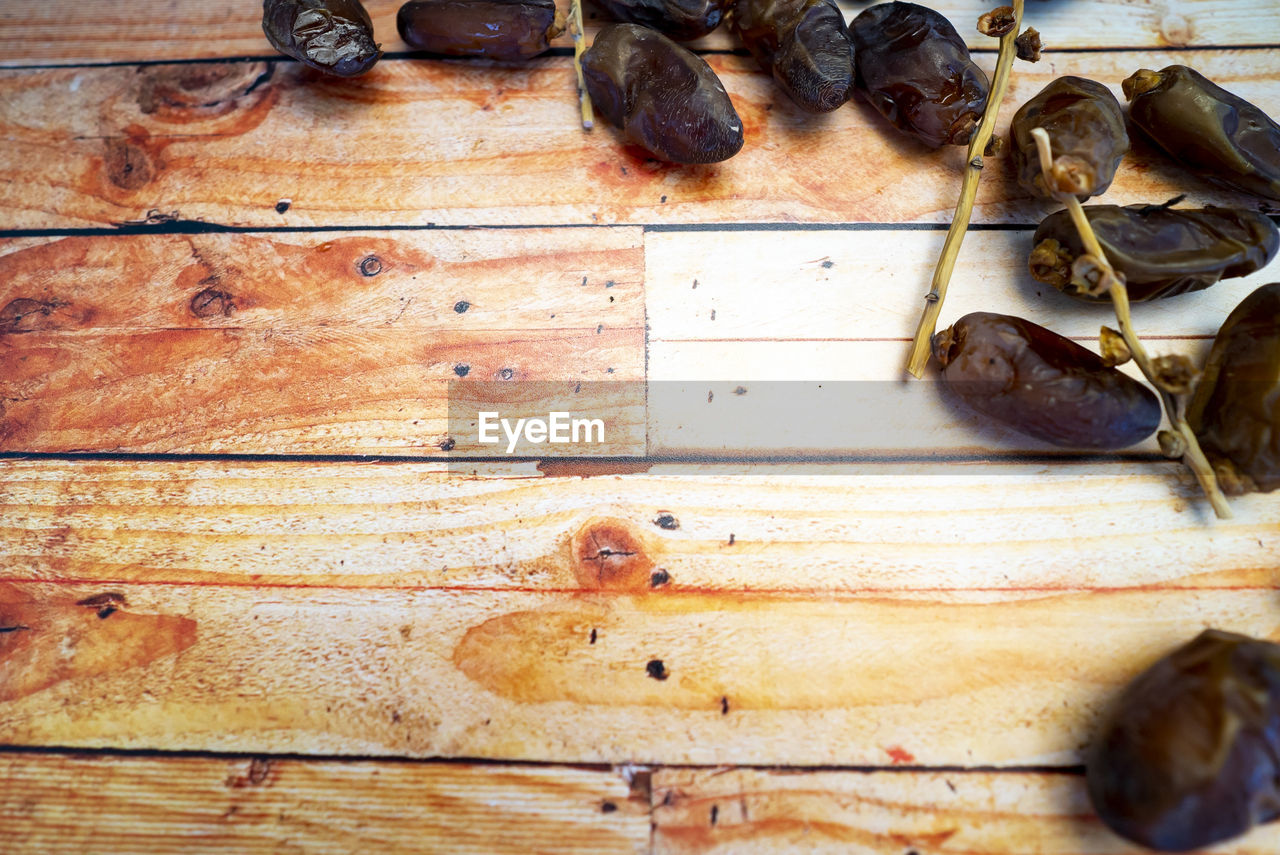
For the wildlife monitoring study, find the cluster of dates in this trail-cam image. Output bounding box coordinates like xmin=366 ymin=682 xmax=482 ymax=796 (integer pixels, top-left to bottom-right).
xmin=933 ymin=62 xmax=1280 ymax=496
xmin=262 ymin=0 xmax=1000 ymax=163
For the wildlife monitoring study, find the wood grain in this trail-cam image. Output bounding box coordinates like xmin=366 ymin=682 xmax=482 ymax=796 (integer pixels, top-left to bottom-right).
xmin=2 ymin=52 xmax=1277 ymax=229
xmin=0 ymin=752 xmax=649 ymax=855
xmin=651 ymin=767 xmax=1280 ymax=854
xmin=1 ymin=1 xmax=1275 ymax=67
xmin=0 ymin=576 xmax=1276 ymax=764
xmin=0 ymin=230 xmax=645 ymax=454
xmin=5 ymin=458 xmax=1279 ymax=591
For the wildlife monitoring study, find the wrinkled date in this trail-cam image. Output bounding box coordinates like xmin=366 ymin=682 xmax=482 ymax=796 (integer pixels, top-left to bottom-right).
xmin=581 ymin=24 xmax=744 ymax=164
xmin=932 ymin=312 xmax=1160 ymax=449
xmin=729 ymin=0 xmax=854 ymax=113
xmin=262 ymin=0 xmax=381 ymax=76
xmin=1010 ymin=76 xmax=1128 ymax=199
xmin=1087 ymin=630 xmax=1280 ymax=852
xmin=850 ymin=1 xmax=990 ymax=148
xmin=1188 ymin=282 xmax=1280 ymax=495
xmin=591 ymin=0 xmax=729 ymax=41
xmin=1124 ymin=65 xmax=1280 ymax=203
xmin=1030 ymin=205 xmax=1279 ymax=302
xmin=397 ymin=0 xmax=563 ymax=60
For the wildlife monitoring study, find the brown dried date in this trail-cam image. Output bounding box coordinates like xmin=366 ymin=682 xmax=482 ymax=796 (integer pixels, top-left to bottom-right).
xmin=1030 ymin=205 xmax=1279 ymax=302
xmin=581 ymin=24 xmax=744 ymax=164
xmin=1124 ymin=65 xmax=1280 ymax=204
xmin=262 ymin=0 xmax=381 ymax=77
xmin=397 ymin=0 xmax=563 ymax=60
xmin=591 ymin=0 xmax=729 ymax=41
xmin=728 ymin=0 xmax=854 ymax=113
xmin=1010 ymin=76 xmax=1128 ymax=200
xmin=850 ymin=2 xmax=990 ymax=148
xmin=1086 ymin=630 xmax=1280 ymax=852
xmin=932 ymin=312 xmax=1161 ymax=449
xmin=1187 ymin=282 xmax=1280 ymax=495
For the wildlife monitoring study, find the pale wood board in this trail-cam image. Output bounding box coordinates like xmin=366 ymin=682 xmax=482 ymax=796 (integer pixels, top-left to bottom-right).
xmin=0 ymin=752 xmax=650 ymax=855
xmin=4 ymin=459 xmax=1278 ymax=591
xmin=0 ymin=573 xmax=1277 ymax=764
xmin=1 ymin=51 xmax=1277 ymax=229
xmin=0 ymin=1 xmax=1275 ymax=67
xmin=650 ymin=767 xmax=1280 ymax=854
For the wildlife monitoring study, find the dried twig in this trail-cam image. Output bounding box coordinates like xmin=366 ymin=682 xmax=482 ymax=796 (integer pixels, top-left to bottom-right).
xmin=1029 ymin=127 xmax=1231 ymax=519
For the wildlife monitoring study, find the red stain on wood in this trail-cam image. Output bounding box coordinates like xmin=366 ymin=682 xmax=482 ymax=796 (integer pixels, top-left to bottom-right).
xmin=885 ymin=745 xmax=916 ymax=764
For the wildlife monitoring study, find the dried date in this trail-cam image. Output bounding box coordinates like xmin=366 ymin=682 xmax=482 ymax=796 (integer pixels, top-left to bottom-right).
xmin=581 ymin=24 xmax=744 ymax=163
xmin=1030 ymin=205 xmax=1279 ymax=302
xmin=262 ymin=0 xmax=381 ymax=77
xmin=933 ymin=312 xmax=1160 ymax=449
xmin=850 ymin=2 xmax=990 ymax=148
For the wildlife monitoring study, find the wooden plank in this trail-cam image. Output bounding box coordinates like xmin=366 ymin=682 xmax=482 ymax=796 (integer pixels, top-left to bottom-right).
xmin=646 ymin=339 xmax=1209 ymax=455
xmin=1 ymin=1 xmax=1275 ymax=67
xmin=0 ymin=577 xmax=1276 ymax=763
xmin=2 ymin=51 xmax=1276 ymax=229
xmin=644 ymin=229 xmax=1277 ymax=343
xmin=4 ymin=458 xmax=1278 ymax=591
xmin=643 ymin=228 xmax=1265 ymax=455
xmin=0 ymin=230 xmax=645 ymax=454
xmin=0 ymin=752 xmax=650 ymax=855
xmin=0 ymin=230 xmax=645 ymax=331
xmin=651 ymin=767 xmax=1280 ymax=854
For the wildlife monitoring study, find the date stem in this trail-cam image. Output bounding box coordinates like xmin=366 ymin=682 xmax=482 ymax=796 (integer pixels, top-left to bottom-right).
xmin=569 ymin=0 xmax=594 ymax=130
xmin=906 ymin=0 xmax=1023 ymax=378
xmin=1029 ymin=128 xmax=1232 ymax=519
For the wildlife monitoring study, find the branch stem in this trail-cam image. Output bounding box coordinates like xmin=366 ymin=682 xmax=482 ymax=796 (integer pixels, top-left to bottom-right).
xmin=906 ymin=0 xmax=1024 ymax=378
xmin=569 ymin=0 xmax=594 ymax=130
xmin=1028 ymin=128 xmax=1232 ymax=519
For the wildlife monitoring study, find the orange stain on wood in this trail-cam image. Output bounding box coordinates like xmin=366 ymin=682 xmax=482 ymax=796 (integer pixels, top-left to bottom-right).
xmin=0 ymin=584 xmax=198 ymax=703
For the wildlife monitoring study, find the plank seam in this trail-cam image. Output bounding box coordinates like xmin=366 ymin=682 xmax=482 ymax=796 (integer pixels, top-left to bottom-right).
xmin=0 ymin=744 xmax=1088 ymax=776
xmin=0 ymin=451 xmax=1169 ymax=464
xmin=3 ymin=220 xmax=1274 ymax=238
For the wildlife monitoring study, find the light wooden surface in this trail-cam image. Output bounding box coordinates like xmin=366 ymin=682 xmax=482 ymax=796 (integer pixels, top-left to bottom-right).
xmin=1 ymin=50 xmax=1277 ymax=229
xmin=1 ymin=0 xmax=1276 ymax=66
xmin=0 ymin=752 xmax=650 ymax=854
xmin=1 ymin=0 xmax=1279 ymax=852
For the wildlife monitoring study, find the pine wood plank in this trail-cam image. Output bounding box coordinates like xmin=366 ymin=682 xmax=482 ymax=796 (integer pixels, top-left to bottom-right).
xmin=0 ymin=229 xmax=645 ymax=454
xmin=0 ymin=230 xmax=644 ymax=331
xmin=0 ymin=577 xmax=1276 ymax=763
xmin=5 ymin=458 xmax=1278 ymax=591
xmin=0 ymin=752 xmax=649 ymax=855
xmin=651 ymin=767 xmax=1280 ymax=854
xmin=0 ymin=1 xmax=1274 ymax=67
xmin=1 ymin=51 xmax=1276 ymax=229
xmin=644 ymin=229 xmax=1278 ymax=343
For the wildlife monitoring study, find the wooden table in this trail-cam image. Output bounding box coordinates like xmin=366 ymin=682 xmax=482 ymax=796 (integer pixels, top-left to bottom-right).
xmin=2 ymin=1 xmax=1279 ymax=851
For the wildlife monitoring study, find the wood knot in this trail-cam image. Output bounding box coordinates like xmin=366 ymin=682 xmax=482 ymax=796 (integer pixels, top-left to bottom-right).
xmin=104 ymin=138 xmax=155 ymax=191
xmin=190 ymin=288 xmax=235 ymax=319
xmin=77 ymin=592 xmax=126 ymax=620
xmin=0 ymin=298 xmax=62 ymax=331
xmin=226 ymin=758 xmax=274 ymax=788
xmin=571 ymin=518 xmax=655 ymax=590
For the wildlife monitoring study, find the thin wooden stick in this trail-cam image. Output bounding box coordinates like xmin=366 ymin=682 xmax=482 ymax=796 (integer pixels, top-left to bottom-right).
xmin=1029 ymin=128 xmax=1232 ymax=520
xmin=569 ymin=0 xmax=594 ymax=130
xmin=906 ymin=0 xmax=1024 ymax=378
